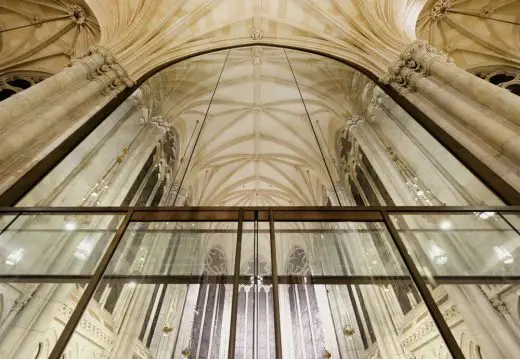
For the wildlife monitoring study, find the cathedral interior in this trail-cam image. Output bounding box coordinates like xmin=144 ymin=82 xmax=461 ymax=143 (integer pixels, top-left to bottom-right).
xmin=1 ymin=0 xmax=520 ymax=358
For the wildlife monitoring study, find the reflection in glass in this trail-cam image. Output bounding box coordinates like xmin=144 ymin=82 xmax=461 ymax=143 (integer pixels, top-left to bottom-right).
xmin=0 ymin=214 xmax=123 ymax=275
xmin=62 ymin=221 xmax=237 ymax=358
xmin=0 ymin=213 xmax=122 ymax=359
xmin=392 ymin=212 xmax=520 ymax=358
xmin=274 ymin=222 xmax=452 ymax=359
xmin=0 ymin=280 xmax=88 ymax=359
xmin=18 ymin=47 xmax=502 ymax=208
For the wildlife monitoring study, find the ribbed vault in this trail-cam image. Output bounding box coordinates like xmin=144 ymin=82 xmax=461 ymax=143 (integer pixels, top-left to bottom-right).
xmin=141 ymin=46 xmax=364 ymax=206
xmin=0 ymin=0 xmax=100 ymax=75
xmin=417 ymin=0 xmax=520 ymax=69
xmin=84 ymin=0 xmax=427 ymax=79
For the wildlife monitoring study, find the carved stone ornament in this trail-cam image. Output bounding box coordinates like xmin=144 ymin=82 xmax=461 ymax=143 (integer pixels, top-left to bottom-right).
xmin=382 ymin=40 xmax=453 ymax=94
xmin=67 ymin=5 xmax=87 ymax=24
xmin=401 ymin=305 xmax=460 ymax=350
xmin=343 ymin=114 xmax=365 ymax=136
xmin=490 ymin=296 xmax=510 ymax=315
xmin=71 ymin=45 xmax=134 ymax=94
xmin=430 ymin=0 xmax=453 ymax=21
xmin=251 ymin=28 xmax=264 ymax=40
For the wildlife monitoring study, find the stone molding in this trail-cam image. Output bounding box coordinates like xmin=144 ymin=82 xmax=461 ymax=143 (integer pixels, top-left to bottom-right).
xmin=343 ymin=114 xmax=366 ymax=135
xmin=71 ymin=45 xmax=134 ymax=95
xmin=400 ymin=305 xmax=461 ymax=351
xmin=58 ymin=303 xmax=114 ymax=347
xmin=382 ymin=40 xmax=453 ymax=94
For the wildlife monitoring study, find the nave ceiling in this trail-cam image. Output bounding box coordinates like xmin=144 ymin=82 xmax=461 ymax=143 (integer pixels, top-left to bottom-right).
xmin=0 ymin=0 xmax=519 ymax=206
xmin=140 ymin=47 xmax=369 ymax=206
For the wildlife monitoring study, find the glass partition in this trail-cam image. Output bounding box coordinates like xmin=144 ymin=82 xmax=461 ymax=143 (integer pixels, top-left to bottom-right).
xmin=1 ymin=208 xmax=519 ymax=358
xmin=390 ymin=211 xmax=520 ymax=359
xmin=63 ymin=220 xmax=238 ymax=359
xmin=0 ymin=212 xmax=124 ymax=359
xmin=15 ymin=47 xmax=503 ymax=208
xmin=274 ymin=221 xmax=452 ymax=359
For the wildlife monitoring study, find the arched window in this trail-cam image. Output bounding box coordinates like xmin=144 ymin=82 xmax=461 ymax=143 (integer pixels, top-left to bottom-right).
xmin=0 ymin=72 xmax=51 ymax=102
xmin=472 ymin=68 xmax=520 ymax=96
xmin=189 ymin=246 xmax=227 ymax=358
xmin=285 ymin=246 xmax=326 ymax=358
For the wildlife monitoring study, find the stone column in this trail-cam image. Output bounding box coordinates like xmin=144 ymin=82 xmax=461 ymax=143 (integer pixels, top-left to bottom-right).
xmin=0 ymin=46 xmax=134 ymax=195
xmin=382 ymin=40 xmax=520 ymax=191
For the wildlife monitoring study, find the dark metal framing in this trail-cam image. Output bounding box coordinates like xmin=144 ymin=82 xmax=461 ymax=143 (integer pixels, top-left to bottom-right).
xmin=1 ymin=206 xmax=519 ymax=358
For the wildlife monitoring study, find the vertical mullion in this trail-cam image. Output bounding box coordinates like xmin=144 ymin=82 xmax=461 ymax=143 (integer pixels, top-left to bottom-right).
xmin=381 ymin=211 xmax=465 ymax=359
xmin=227 ymin=209 xmax=244 ymax=358
xmin=269 ymin=210 xmax=283 ymax=359
xmin=48 ymin=209 xmax=134 ymax=359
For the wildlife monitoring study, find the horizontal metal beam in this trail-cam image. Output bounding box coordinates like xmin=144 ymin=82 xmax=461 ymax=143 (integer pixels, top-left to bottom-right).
xmin=1 ymin=274 xmax=519 ymax=285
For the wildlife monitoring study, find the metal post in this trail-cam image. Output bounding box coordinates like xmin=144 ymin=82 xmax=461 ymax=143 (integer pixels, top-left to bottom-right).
xmin=381 ymin=211 xmax=465 ymax=359
xmin=269 ymin=210 xmax=283 ymax=359
xmin=48 ymin=210 xmax=134 ymax=359
xmin=227 ymin=210 xmax=244 ymax=358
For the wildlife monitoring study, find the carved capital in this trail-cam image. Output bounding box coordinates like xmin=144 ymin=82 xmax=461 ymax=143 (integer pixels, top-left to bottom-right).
xmin=72 ymin=45 xmax=134 ymax=95
xmin=382 ymin=40 xmax=453 ymax=94
xmin=344 ymin=114 xmax=365 ymax=133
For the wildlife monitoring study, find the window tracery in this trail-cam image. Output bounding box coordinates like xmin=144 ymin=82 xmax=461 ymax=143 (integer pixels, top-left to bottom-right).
xmin=0 ymin=72 xmax=50 ymax=102
xmin=473 ymin=69 xmax=520 ymax=96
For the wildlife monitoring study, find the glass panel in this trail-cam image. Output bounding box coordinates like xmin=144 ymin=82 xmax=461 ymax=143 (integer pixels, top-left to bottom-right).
xmin=63 ymin=221 xmax=237 ymax=358
xmin=0 ymin=279 xmax=89 ymax=359
xmin=392 ymin=212 xmax=520 ymax=358
xmin=236 ymin=222 xmax=274 ymax=358
xmin=0 ymin=213 xmax=122 ymax=358
xmin=286 ymin=50 xmax=502 ymax=206
xmin=275 ymin=221 xmax=454 ymax=359
xmin=183 ymin=47 xmax=334 ymax=206
xmin=0 ymin=213 xmax=123 ymax=275
xmin=0 ymin=213 xmax=18 ymax=232
xmin=18 ymin=51 xmax=228 ymax=207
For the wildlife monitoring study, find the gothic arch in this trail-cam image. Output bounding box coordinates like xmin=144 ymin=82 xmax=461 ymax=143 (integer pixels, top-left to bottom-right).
xmin=203 ymin=245 xmax=228 ymax=275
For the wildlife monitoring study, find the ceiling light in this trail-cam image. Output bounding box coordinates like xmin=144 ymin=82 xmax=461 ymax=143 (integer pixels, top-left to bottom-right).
xmin=430 ymin=242 xmax=448 ymax=266
xmin=128 ymin=281 xmax=136 ymax=288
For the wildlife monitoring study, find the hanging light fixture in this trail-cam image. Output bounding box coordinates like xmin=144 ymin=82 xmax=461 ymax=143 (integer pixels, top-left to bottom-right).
xmin=323 ymin=349 xmax=332 ymax=358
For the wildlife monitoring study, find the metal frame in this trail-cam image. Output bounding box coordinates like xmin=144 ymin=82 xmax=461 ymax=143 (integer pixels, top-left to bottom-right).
xmin=0 ymin=206 xmax=518 ymax=358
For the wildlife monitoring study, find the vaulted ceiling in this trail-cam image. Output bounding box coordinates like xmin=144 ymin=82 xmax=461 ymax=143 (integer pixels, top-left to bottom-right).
xmin=0 ymin=0 xmax=99 ymax=75
xmin=86 ymin=0 xmax=424 ymax=79
xmin=417 ymin=0 xmax=520 ymax=70
xmin=141 ymin=46 xmax=367 ymax=206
